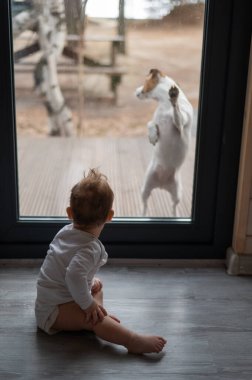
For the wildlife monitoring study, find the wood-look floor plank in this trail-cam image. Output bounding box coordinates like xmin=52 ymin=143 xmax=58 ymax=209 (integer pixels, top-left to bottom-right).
xmin=0 ymin=266 xmax=252 ymax=379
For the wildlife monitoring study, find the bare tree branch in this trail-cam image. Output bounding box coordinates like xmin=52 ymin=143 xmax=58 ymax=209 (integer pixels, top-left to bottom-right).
xmin=12 ymin=9 xmax=38 ymax=39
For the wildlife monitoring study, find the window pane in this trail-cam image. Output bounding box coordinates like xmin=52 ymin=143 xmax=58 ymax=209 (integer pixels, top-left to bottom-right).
xmin=13 ymin=0 xmax=205 ymax=219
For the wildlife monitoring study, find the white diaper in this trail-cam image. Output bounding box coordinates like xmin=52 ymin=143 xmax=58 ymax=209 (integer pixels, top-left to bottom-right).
xmin=35 ymin=302 xmax=60 ymax=335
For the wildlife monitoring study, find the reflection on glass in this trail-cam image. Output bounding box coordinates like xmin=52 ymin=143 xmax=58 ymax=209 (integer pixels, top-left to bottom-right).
xmin=12 ymin=0 xmax=205 ymax=219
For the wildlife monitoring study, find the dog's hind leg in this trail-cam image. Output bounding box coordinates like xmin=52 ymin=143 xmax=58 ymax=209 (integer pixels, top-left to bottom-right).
xmin=172 ymin=199 xmax=179 ymax=217
xmin=141 ymin=183 xmax=151 ymax=216
xmin=141 ymin=164 xmax=157 ymax=216
xmin=165 ymin=172 xmax=182 ymax=217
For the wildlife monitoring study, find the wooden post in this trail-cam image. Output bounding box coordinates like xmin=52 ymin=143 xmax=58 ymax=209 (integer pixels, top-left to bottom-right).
xmin=118 ymin=0 xmax=126 ymax=54
xmin=232 ymin=40 xmax=252 ymax=254
xmin=226 ymin=39 xmax=252 ymax=275
xmin=64 ymin=0 xmax=89 ymax=136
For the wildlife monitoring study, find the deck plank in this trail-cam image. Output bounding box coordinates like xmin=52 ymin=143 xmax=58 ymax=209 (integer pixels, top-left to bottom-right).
xmin=17 ymin=136 xmax=195 ymax=218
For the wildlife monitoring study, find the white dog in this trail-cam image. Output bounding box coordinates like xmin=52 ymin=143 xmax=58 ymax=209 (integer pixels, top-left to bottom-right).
xmin=135 ymin=69 xmax=193 ymax=216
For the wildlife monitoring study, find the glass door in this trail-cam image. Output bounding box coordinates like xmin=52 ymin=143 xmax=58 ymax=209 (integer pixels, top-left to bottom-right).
xmin=13 ymin=0 xmax=204 ymax=220
xmin=0 ymin=0 xmax=251 ymax=258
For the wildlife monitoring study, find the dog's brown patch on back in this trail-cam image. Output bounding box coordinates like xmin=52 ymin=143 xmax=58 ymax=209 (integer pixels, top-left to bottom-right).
xmin=142 ymin=69 xmax=165 ymax=93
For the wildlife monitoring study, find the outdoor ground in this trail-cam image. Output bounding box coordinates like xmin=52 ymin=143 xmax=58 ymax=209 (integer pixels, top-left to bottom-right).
xmin=14 ymin=5 xmax=204 ymax=138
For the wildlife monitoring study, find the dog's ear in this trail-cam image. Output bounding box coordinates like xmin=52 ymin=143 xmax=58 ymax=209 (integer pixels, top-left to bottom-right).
xmin=149 ymin=68 xmax=160 ymax=78
xmin=142 ymin=69 xmax=161 ymax=93
xmin=149 ymin=69 xmax=165 ymax=78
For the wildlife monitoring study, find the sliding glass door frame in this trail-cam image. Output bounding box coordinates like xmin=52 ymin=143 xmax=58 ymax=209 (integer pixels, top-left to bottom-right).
xmin=0 ymin=0 xmax=251 ymax=259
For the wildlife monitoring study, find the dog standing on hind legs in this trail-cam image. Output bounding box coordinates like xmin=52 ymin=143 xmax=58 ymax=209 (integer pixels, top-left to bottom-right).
xmin=135 ymin=69 xmax=194 ymax=216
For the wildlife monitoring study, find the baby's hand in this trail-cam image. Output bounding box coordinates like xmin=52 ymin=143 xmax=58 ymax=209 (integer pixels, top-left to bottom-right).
xmin=85 ymin=301 xmax=107 ymax=325
xmin=91 ymin=277 xmax=103 ymax=295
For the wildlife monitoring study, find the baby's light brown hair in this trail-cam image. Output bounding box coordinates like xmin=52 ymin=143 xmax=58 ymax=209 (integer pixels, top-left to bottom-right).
xmin=70 ymin=168 xmax=114 ymax=227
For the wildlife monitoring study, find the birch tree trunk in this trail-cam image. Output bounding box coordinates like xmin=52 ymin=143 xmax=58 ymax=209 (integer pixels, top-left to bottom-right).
xmin=34 ymin=0 xmax=74 ymax=136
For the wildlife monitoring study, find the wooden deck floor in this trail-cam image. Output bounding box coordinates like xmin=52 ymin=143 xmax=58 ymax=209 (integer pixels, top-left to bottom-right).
xmin=17 ymin=136 xmax=196 ymax=218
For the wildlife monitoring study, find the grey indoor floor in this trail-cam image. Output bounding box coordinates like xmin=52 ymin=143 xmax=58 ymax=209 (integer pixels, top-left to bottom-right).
xmin=0 ymin=265 xmax=252 ymax=380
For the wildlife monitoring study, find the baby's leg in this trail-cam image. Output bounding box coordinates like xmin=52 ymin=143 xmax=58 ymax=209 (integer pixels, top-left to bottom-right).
xmin=52 ymin=301 xmax=94 ymax=331
xmin=93 ymin=289 xmax=120 ymax=323
xmin=52 ymin=302 xmax=166 ymax=354
xmin=94 ymin=316 xmax=167 ymax=354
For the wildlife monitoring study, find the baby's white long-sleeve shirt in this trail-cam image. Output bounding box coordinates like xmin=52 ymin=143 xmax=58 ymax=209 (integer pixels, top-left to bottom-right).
xmin=36 ymin=224 xmax=108 ymax=312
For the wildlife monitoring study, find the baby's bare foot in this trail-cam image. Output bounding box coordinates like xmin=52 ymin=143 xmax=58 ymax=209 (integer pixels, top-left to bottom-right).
xmin=126 ymin=333 xmax=167 ymax=354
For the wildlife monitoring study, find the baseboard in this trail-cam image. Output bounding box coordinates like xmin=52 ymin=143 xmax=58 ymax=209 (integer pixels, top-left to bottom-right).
xmin=226 ymin=247 xmax=252 ymax=275
xmin=0 ymin=258 xmax=225 ymax=268
xmin=107 ymin=258 xmax=225 ymax=267
xmin=0 ymin=259 xmax=43 ymax=267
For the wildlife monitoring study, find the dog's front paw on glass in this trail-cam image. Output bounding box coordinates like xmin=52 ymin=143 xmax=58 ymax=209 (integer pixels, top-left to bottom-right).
xmin=169 ymin=85 xmax=179 ymax=106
